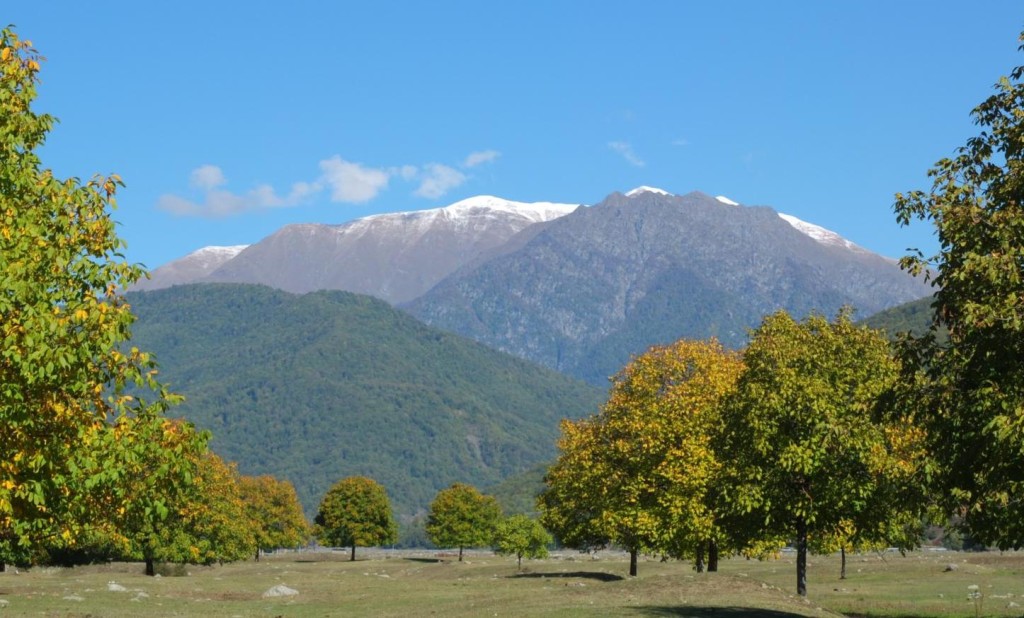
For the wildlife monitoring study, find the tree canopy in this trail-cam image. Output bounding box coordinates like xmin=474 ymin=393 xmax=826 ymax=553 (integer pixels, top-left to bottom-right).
xmin=426 ymin=483 xmax=502 ymax=561
xmin=239 ymin=475 xmax=310 ymax=560
xmin=541 ymin=338 xmax=743 ymax=576
xmin=315 ymin=477 xmax=397 ymax=561
xmin=720 ymin=310 xmax=926 ymax=597
xmin=0 ymin=26 xmax=203 ymax=571
xmin=894 ymin=31 xmax=1024 ymax=550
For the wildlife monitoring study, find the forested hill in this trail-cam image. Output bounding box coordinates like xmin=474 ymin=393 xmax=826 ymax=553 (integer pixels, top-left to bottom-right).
xmin=861 ymin=295 xmax=937 ymax=339
xmin=126 ymin=284 xmax=604 ymax=519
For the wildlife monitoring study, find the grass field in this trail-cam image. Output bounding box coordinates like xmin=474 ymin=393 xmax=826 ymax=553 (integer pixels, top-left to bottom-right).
xmin=0 ymin=549 xmax=1021 ymax=617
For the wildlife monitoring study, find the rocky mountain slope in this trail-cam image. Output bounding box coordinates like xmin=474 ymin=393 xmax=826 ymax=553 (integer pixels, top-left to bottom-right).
xmin=132 ymin=245 xmax=248 ymax=291
xmin=404 ymin=189 xmax=930 ymax=384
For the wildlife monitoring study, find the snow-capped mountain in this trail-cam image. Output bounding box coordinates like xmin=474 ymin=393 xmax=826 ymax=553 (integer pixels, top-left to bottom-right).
xmin=132 ymin=245 xmax=249 ymax=291
xmin=194 ymin=196 xmax=581 ymax=303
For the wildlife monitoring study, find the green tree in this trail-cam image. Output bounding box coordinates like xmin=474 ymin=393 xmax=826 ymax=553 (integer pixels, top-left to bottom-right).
xmin=540 ymin=339 xmax=743 ymax=577
xmin=720 ymin=311 xmax=926 ymax=597
xmin=315 ymin=477 xmax=397 ymax=561
xmin=893 ymin=32 xmax=1024 ymax=550
xmin=239 ymin=475 xmax=310 ymax=561
xmin=426 ymin=483 xmax=502 ymax=561
xmin=493 ymin=514 xmax=551 ymax=571
xmin=0 ymin=26 xmax=198 ymax=570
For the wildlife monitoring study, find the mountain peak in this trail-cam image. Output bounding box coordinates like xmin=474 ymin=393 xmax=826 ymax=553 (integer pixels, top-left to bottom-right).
xmin=625 ymin=186 xmax=672 ymax=197
xmin=190 ymin=244 xmax=250 ymax=258
xmin=715 ymin=195 xmax=740 ymax=206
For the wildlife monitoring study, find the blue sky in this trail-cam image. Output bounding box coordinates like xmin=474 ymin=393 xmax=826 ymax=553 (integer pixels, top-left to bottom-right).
xmin=7 ymin=2 xmax=1023 ymax=269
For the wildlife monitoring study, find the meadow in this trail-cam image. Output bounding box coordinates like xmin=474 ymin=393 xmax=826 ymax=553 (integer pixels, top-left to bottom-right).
xmin=0 ymin=549 xmax=1021 ymax=617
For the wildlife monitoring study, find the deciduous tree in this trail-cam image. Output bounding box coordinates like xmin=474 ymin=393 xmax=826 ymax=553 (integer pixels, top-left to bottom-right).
xmin=893 ymin=31 xmax=1024 ymax=550
xmin=239 ymin=475 xmax=310 ymax=561
xmin=493 ymin=515 xmax=551 ymax=571
xmin=540 ymin=339 xmax=743 ymax=576
xmin=721 ymin=310 xmax=926 ymax=597
xmin=0 ymin=26 xmax=197 ymax=570
xmin=315 ymin=477 xmax=397 ymax=561
xmin=426 ymin=483 xmax=501 ymax=561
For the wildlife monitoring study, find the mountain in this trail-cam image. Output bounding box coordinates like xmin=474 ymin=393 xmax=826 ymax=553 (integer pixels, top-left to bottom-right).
xmin=141 ymin=196 xmax=580 ymax=303
xmin=126 ymin=283 xmax=604 ymax=519
xmin=132 ymin=245 xmax=248 ymax=291
xmin=405 ymin=188 xmax=931 ymax=384
xmin=861 ymin=294 xmax=940 ymax=340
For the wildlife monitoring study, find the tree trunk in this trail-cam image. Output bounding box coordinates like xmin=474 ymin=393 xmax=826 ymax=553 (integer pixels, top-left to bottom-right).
xmin=0 ymin=561 xmax=6 ymax=573
xmin=350 ymin=544 xmax=356 ymax=562
xmin=255 ymin=548 xmax=261 ymax=562
xmin=695 ymin=542 xmax=706 ymax=573
xmin=708 ymin=539 xmax=719 ymax=572
xmin=840 ymin=547 xmax=846 ymax=580
xmin=517 ymin=552 xmax=523 ymax=571
xmin=145 ymin=556 xmax=155 ymax=577
xmin=458 ymin=546 xmax=464 ymax=562
xmin=796 ymin=517 xmax=808 ymax=597
xmin=629 ymin=547 xmax=638 ymax=577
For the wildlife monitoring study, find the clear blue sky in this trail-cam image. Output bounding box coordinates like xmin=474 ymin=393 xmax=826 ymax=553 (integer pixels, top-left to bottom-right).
xmin=7 ymin=2 xmax=1022 ymax=269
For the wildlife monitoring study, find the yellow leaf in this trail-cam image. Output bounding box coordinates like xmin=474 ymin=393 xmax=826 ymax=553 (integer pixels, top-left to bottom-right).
xmin=1 ymin=48 xmax=9 ymax=61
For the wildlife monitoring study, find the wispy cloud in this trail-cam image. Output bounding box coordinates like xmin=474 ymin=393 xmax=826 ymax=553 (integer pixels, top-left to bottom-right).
xmin=671 ymin=138 xmax=690 ymax=147
xmin=415 ymin=164 xmax=467 ymax=199
xmin=463 ymin=150 xmax=500 ymax=168
xmin=158 ymin=148 xmax=499 ymax=217
xmin=608 ymin=141 xmax=645 ymax=167
xmin=319 ymin=157 xmax=390 ymax=203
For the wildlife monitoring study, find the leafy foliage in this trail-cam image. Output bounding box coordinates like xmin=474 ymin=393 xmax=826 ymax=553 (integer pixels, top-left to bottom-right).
xmin=0 ymin=26 xmax=200 ymax=569
xmin=238 ymin=475 xmax=310 ymax=559
xmin=541 ymin=339 xmax=743 ymax=576
xmin=493 ymin=515 xmax=551 ymax=571
xmin=315 ymin=477 xmax=398 ymax=560
xmin=720 ymin=311 xmax=927 ymax=597
xmin=893 ymin=32 xmax=1024 ymax=551
xmin=426 ymin=483 xmax=502 ymax=561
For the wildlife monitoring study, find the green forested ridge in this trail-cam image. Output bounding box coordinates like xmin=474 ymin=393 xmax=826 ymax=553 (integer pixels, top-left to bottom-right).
xmin=860 ymin=295 xmax=938 ymax=339
xmin=126 ymin=283 xmax=603 ymax=520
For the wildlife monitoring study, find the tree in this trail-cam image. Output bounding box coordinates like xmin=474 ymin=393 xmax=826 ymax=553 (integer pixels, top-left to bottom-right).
xmin=493 ymin=515 xmax=551 ymax=571
xmin=426 ymin=483 xmax=502 ymax=562
xmin=239 ymin=475 xmax=310 ymax=561
xmin=540 ymin=339 xmax=743 ymax=577
xmin=0 ymin=26 xmax=195 ymax=571
xmin=315 ymin=477 xmax=397 ymax=561
xmin=720 ymin=310 xmax=926 ymax=597
xmin=893 ymin=32 xmax=1024 ymax=550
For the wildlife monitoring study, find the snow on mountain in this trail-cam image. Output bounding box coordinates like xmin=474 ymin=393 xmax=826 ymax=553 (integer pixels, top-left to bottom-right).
xmin=355 ymin=195 xmax=580 ymax=229
xmin=715 ymin=195 xmax=740 ymax=206
xmin=131 ymin=244 xmax=250 ymax=291
xmin=625 ymin=186 xmax=672 ymax=197
xmin=777 ymin=213 xmax=863 ymax=251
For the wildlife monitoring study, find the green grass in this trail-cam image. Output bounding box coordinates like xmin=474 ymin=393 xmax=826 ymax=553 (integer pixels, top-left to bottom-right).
xmin=0 ymin=550 xmax=1020 ymax=617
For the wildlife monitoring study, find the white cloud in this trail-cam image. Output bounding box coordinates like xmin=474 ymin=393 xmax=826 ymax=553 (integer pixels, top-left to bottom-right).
xmin=160 ymin=148 xmax=497 ymax=217
xmin=415 ymin=164 xmax=467 ymax=199
xmin=608 ymin=141 xmax=645 ymax=167
xmin=189 ymin=164 xmax=227 ymax=190
xmin=319 ymin=156 xmax=391 ymax=203
xmin=463 ymin=150 xmax=500 ymax=168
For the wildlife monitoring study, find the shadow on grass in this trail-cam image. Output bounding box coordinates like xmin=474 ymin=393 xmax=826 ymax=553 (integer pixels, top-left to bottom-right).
xmin=404 ymin=558 xmax=443 ymax=563
xmin=637 ymin=607 xmax=814 ymax=617
xmin=511 ymin=571 xmax=624 ymax=582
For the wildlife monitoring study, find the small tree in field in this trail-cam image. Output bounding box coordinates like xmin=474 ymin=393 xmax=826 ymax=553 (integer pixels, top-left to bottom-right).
xmin=426 ymin=483 xmax=501 ymax=561
xmin=239 ymin=475 xmax=310 ymax=561
xmin=315 ymin=477 xmax=397 ymax=561
xmin=493 ymin=515 xmax=551 ymax=571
